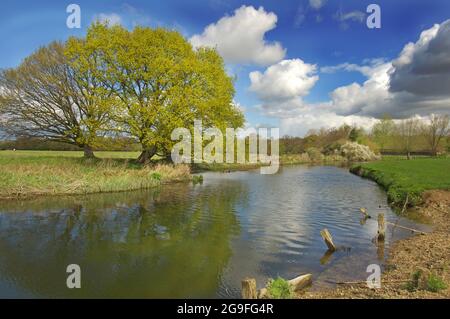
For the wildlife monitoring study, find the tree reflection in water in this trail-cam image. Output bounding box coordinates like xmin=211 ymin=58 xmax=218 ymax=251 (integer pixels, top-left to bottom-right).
xmin=0 ymin=182 xmax=244 ymax=298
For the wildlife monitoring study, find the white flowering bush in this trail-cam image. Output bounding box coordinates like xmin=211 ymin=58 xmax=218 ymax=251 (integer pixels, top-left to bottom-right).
xmin=340 ymin=142 xmax=380 ymax=162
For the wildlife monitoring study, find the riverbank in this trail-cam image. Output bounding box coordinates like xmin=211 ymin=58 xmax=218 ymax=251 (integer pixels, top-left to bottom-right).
xmin=1 ymin=150 xmax=350 ymax=199
xmin=299 ymin=190 xmax=450 ymax=298
xmin=0 ymin=150 xmax=190 ymax=199
xmin=194 ymin=153 xmax=348 ymax=172
xmin=299 ymin=158 xmax=450 ymax=299
xmin=350 ymin=158 xmax=450 ymax=208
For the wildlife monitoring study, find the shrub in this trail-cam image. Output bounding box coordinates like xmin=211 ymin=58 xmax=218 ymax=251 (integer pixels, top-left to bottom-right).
xmin=341 ymin=142 xmax=381 ymax=162
xmin=151 ymin=172 xmax=162 ymax=181
xmin=405 ymin=270 xmax=422 ymax=292
xmin=266 ymin=277 xmax=294 ymax=299
xmin=427 ymin=273 xmax=447 ymax=292
xmin=306 ymin=147 xmax=324 ymax=162
xmin=323 ymin=142 xmax=342 ymax=155
xmin=192 ymin=175 xmax=204 ymax=185
xmin=405 ymin=270 xmax=447 ymax=293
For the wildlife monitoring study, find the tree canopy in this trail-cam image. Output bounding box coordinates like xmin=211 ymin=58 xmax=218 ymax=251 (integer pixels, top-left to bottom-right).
xmin=67 ymin=23 xmax=244 ymax=161
xmin=0 ymin=23 xmax=244 ymax=161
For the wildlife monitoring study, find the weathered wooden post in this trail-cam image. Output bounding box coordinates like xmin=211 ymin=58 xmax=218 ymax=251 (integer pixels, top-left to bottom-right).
xmin=377 ymin=213 xmax=385 ymax=241
xmin=320 ymin=228 xmax=336 ymax=252
xmin=241 ymin=278 xmax=257 ymax=299
xmin=289 ymin=274 xmax=312 ymax=291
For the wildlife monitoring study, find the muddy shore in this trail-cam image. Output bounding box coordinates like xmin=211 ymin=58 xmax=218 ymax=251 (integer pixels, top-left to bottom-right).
xmin=299 ymin=190 xmax=450 ymax=299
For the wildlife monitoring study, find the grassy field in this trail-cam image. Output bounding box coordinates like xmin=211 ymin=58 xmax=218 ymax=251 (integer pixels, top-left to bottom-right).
xmin=0 ymin=150 xmax=190 ymax=199
xmin=351 ymin=157 xmax=450 ymax=208
xmin=0 ymin=150 xmax=141 ymax=159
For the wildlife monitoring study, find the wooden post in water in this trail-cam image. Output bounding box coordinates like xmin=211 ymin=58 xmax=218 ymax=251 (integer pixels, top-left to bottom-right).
xmin=320 ymin=229 xmax=336 ymax=252
xmin=241 ymin=278 xmax=257 ymax=299
xmin=377 ymin=213 xmax=385 ymax=241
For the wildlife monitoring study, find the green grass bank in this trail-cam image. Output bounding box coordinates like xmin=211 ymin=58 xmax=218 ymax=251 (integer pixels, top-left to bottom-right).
xmin=351 ymin=157 xmax=450 ymax=208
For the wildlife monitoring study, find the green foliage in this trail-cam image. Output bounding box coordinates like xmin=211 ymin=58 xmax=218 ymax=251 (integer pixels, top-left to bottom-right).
xmin=372 ymin=115 xmax=395 ymax=151
xmin=322 ymin=142 xmax=342 ymax=155
xmin=349 ymin=128 xmax=360 ymax=142
xmin=352 ymin=158 xmax=450 ymax=208
xmin=405 ymin=270 xmax=447 ymax=293
xmin=266 ymin=277 xmax=294 ymax=299
xmin=69 ymin=23 xmax=244 ymax=160
xmin=192 ymin=175 xmax=204 ymax=185
xmin=405 ymin=270 xmax=422 ymax=292
xmin=427 ymin=274 xmax=447 ymax=292
xmin=151 ymin=172 xmax=162 ymax=181
xmin=306 ymin=147 xmax=324 ymax=162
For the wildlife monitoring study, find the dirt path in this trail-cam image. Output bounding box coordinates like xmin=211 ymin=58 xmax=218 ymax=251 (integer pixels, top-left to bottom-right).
xmin=299 ymin=190 xmax=450 ymax=299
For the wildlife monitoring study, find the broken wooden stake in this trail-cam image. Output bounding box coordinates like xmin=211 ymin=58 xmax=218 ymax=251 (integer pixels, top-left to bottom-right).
xmin=241 ymin=278 xmax=257 ymax=299
xmin=386 ymin=221 xmax=427 ymax=235
xmin=289 ymin=274 xmax=312 ymax=291
xmin=377 ymin=213 xmax=385 ymax=241
xmin=320 ymin=228 xmax=336 ymax=251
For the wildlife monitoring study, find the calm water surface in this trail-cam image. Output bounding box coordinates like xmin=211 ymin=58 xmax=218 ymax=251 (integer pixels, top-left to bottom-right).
xmin=0 ymin=165 xmax=430 ymax=298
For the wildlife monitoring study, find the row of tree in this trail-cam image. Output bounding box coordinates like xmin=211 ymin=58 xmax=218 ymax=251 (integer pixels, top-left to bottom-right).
xmin=0 ymin=23 xmax=244 ymax=162
xmin=372 ymin=114 xmax=450 ymax=157
xmin=280 ymin=114 xmax=449 ymax=158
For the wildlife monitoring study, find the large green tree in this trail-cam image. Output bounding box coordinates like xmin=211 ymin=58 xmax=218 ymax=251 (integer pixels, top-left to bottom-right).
xmin=67 ymin=23 xmax=244 ymax=163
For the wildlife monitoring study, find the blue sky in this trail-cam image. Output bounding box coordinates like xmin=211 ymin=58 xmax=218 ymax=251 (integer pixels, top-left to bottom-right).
xmin=1 ymin=0 xmax=450 ymax=136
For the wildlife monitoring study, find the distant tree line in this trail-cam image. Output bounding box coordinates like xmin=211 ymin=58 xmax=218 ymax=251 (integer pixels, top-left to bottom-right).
xmin=372 ymin=114 xmax=449 ymax=158
xmin=0 ymin=136 xmax=141 ymax=152
xmin=280 ymin=114 xmax=449 ymax=158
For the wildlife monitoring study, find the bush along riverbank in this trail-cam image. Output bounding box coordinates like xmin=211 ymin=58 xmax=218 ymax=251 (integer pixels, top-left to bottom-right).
xmin=296 ymin=158 xmax=450 ymax=299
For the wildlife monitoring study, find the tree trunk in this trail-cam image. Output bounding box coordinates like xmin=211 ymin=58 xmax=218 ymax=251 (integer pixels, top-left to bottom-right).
xmin=83 ymin=145 xmax=95 ymax=158
xmin=137 ymin=146 xmax=157 ymax=164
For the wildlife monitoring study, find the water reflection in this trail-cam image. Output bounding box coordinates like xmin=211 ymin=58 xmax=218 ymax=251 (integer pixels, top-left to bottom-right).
xmin=0 ymin=184 xmax=243 ymax=298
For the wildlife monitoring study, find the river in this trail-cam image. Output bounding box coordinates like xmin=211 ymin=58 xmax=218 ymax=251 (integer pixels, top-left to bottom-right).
xmin=0 ymin=165 xmax=430 ymax=298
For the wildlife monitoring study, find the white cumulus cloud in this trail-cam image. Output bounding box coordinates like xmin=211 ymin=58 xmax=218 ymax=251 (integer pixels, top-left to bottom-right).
xmin=190 ymin=5 xmax=286 ymax=66
xmin=251 ymin=21 xmax=450 ymax=136
xmin=249 ymin=59 xmax=319 ymax=102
